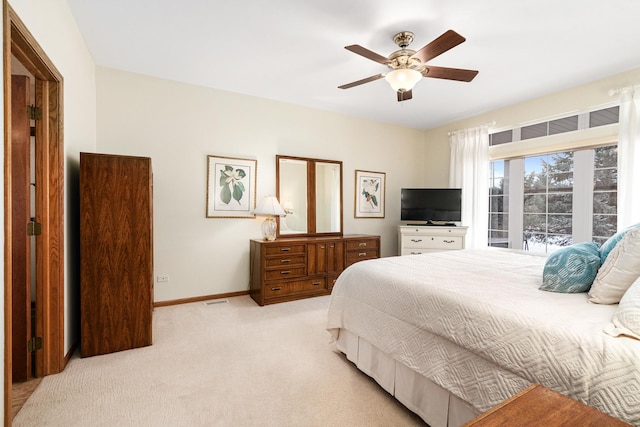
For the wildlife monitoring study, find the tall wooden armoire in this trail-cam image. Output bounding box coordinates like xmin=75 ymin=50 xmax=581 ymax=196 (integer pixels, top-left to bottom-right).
xmin=80 ymin=152 xmax=153 ymax=357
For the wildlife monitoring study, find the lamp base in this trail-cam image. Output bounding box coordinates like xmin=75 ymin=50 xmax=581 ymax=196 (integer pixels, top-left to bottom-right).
xmin=261 ymin=216 xmax=277 ymax=241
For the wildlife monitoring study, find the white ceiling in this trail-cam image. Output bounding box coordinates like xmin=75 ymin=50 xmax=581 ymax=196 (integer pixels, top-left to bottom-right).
xmin=66 ymin=0 xmax=640 ymax=130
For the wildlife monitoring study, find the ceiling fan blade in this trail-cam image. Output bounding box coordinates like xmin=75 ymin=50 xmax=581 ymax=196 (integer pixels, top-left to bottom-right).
xmin=411 ymin=30 xmax=466 ymax=64
xmin=338 ymin=73 xmax=385 ymax=89
xmin=397 ymin=90 xmax=413 ymax=102
xmin=345 ymin=45 xmax=390 ymax=65
xmin=423 ymin=66 xmax=479 ymax=82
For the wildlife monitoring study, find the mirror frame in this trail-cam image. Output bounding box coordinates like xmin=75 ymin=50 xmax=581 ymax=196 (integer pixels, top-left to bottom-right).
xmin=276 ymin=155 xmax=343 ymax=238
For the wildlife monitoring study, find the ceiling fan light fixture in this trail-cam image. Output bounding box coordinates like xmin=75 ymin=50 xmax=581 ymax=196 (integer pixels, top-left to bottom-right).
xmin=385 ymin=68 xmax=422 ymax=92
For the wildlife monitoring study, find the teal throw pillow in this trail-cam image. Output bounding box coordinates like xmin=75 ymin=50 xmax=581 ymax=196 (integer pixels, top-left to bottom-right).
xmin=541 ymin=242 xmax=601 ymax=293
xmin=600 ymin=223 xmax=640 ymax=264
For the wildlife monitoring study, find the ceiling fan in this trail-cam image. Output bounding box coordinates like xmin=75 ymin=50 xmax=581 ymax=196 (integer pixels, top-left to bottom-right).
xmin=339 ymin=30 xmax=478 ymax=102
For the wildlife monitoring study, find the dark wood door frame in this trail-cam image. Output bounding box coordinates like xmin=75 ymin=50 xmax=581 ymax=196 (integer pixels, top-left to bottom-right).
xmin=3 ymin=3 xmax=65 ymax=425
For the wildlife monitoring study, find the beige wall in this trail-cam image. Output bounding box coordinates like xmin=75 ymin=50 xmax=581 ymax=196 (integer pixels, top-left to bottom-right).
xmin=8 ymin=0 xmax=97 ymax=353
xmin=423 ymin=67 xmax=640 ymax=184
xmin=95 ymin=67 xmax=426 ymax=302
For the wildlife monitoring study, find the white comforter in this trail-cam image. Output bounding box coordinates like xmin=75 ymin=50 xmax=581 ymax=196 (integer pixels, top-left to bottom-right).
xmin=326 ymin=249 xmax=640 ymax=425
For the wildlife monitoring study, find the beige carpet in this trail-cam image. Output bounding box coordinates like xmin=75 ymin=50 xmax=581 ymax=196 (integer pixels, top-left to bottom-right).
xmin=13 ymin=295 xmax=426 ymax=426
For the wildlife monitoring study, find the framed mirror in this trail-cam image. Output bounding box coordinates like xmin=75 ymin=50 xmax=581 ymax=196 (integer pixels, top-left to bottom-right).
xmin=276 ymin=155 xmax=343 ymax=237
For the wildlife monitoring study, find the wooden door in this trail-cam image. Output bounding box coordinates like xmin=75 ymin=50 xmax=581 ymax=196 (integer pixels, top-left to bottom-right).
xmin=80 ymin=153 xmax=154 ymax=357
xmin=327 ymin=241 xmax=344 ymax=275
xmin=307 ymin=242 xmax=327 ymax=275
xmin=11 ymin=75 xmax=32 ymax=382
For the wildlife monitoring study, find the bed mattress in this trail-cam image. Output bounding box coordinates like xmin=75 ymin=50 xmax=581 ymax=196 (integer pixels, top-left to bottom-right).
xmin=326 ymin=249 xmax=640 ymax=425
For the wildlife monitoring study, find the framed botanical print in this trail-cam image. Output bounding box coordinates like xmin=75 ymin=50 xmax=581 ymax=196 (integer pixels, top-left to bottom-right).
xmin=354 ymin=170 xmax=385 ymax=218
xmin=206 ymin=155 xmax=257 ymax=218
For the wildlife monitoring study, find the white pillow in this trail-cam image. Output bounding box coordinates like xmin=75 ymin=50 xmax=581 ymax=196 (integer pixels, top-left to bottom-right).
xmin=588 ymin=227 xmax=640 ymax=304
xmin=604 ymin=276 xmax=640 ymax=340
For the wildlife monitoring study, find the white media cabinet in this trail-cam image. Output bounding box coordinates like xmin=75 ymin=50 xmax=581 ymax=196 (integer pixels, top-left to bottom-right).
xmin=397 ymin=225 xmax=468 ymax=256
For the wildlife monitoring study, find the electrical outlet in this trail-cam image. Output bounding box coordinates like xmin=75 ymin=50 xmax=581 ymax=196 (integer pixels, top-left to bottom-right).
xmin=157 ymin=274 xmax=170 ymax=283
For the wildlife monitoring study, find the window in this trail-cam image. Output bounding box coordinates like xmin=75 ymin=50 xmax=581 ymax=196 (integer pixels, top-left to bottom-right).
xmin=590 ymin=106 xmax=620 ymax=128
xmin=489 ymin=130 xmax=513 ymax=146
xmin=523 ymin=152 xmax=574 ymax=252
xmin=520 ymin=117 xmax=579 ymax=140
xmin=487 ymin=106 xmax=619 ymax=253
xmin=592 ymin=146 xmax=617 ymax=245
xmin=488 ymin=160 xmax=508 ymax=247
xmin=488 ymin=146 xmax=618 ymax=253
xmin=489 ymin=106 xmax=619 ymax=147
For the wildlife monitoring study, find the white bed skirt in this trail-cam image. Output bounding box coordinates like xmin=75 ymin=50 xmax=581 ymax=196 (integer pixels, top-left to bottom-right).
xmin=335 ymin=328 xmax=479 ymax=427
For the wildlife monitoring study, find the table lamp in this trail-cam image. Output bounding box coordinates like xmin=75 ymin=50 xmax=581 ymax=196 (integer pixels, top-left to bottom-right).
xmin=254 ymin=195 xmax=286 ymax=241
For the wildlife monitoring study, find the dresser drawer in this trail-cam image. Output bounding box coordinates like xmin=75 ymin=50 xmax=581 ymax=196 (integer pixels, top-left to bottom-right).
xmin=265 ymin=266 xmax=307 ymax=281
xmin=402 ymin=249 xmax=430 ymax=255
xmin=264 ymin=277 xmax=327 ymax=298
xmin=346 ymin=248 xmax=378 ymax=263
xmin=402 ymin=236 xmax=428 ymax=248
xmin=346 ymin=239 xmax=379 ymax=251
xmin=264 ymin=255 xmax=306 ymax=268
xmin=402 ymin=235 xmax=463 ymax=250
xmin=264 ymin=244 xmax=306 ymax=256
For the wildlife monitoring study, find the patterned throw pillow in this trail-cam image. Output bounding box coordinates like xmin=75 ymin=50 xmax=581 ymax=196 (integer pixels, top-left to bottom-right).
xmin=589 ymin=228 xmax=640 ymax=304
xmin=599 ymin=222 xmax=640 ymax=264
xmin=604 ymin=276 xmax=640 ymax=340
xmin=540 ymin=242 xmax=601 ymax=293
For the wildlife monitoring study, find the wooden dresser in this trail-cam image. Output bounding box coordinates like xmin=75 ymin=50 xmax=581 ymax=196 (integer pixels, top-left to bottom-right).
xmin=250 ymin=235 xmax=380 ymax=305
xmin=80 ymin=153 xmax=154 ymax=357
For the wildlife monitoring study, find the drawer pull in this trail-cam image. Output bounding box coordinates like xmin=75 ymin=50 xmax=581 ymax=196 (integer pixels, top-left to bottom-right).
xmin=411 ymin=252 xmax=422 ymax=255
xmin=358 ymin=242 xmax=367 ymax=247
xmin=271 ymin=287 xmax=282 ymax=291
xmin=443 ymin=240 xmax=455 ymax=244
xmin=410 ymin=238 xmax=422 ymax=243
xmin=280 ymin=248 xmax=291 ymax=252
xmin=320 ymin=245 xmax=325 ymax=249
xmin=312 ymin=281 xmax=322 ymax=286
xmin=358 ymin=252 xmax=367 ymax=257
xmin=280 ymin=271 xmax=291 ymax=275
xmin=280 ymin=259 xmax=291 ymax=264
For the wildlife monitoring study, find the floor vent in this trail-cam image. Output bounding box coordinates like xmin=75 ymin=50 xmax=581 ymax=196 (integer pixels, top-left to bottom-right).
xmin=204 ymin=299 xmax=229 ymax=306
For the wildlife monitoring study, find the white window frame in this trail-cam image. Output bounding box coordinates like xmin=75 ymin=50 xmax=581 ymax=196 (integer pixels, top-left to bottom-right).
xmin=498 ymin=148 xmax=604 ymax=251
xmin=489 ymin=111 xmax=618 ymax=252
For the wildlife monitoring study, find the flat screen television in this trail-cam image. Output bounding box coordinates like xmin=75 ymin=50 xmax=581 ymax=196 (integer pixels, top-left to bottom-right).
xmin=401 ymin=188 xmax=462 ymax=224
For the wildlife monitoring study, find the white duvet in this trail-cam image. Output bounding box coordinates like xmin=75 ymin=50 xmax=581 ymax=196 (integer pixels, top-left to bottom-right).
xmin=326 ymin=249 xmax=640 ymax=425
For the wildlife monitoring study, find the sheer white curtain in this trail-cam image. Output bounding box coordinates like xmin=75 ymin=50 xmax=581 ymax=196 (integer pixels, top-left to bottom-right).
xmin=617 ymin=89 xmax=640 ymax=229
xmin=449 ymin=126 xmax=490 ymax=248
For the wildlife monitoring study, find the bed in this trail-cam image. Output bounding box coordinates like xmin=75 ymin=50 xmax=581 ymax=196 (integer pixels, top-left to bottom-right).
xmin=326 ymin=248 xmax=640 ymax=427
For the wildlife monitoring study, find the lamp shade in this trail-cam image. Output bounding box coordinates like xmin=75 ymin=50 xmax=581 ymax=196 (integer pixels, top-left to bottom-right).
xmin=385 ymin=69 xmax=422 ymax=92
xmin=254 ymin=195 xmax=286 ymax=217
xmin=254 ymin=196 xmax=286 ymax=241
